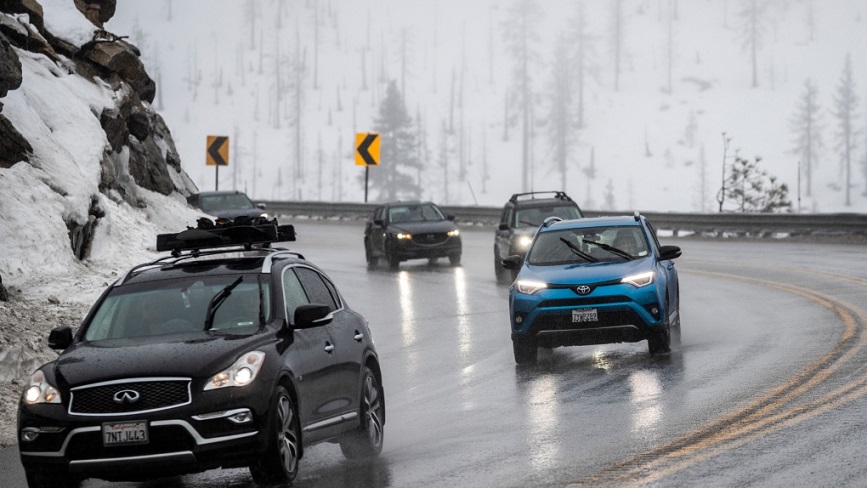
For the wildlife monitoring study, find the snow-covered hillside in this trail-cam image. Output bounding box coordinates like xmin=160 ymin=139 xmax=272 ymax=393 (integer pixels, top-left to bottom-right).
xmin=107 ymin=0 xmax=867 ymax=213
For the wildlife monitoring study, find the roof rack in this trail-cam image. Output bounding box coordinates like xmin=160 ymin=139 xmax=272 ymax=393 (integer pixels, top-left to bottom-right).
xmin=508 ymin=191 xmax=573 ymax=203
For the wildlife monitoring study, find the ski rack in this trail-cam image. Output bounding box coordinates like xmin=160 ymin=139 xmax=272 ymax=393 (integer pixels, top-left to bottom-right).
xmin=156 ymin=217 xmax=296 ymax=256
xmin=508 ymin=191 xmax=574 ymax=203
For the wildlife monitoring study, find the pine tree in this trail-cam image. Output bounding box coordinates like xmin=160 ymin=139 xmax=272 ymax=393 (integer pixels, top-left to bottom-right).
xmin=546 ymin=32 xmax=576 ymax=185
xmin=734 ymin=0 xmax=767 ymax=88
xmin=502 ymin=0 xmax=542 ymax=192
xmin=831 ymin=54 xmax=860 ymax=206
xmin=724 ymin=156 xmax=791 ymax=213
xmin=788 ymin=78 xmax=822 ymax=197
xmin=365 ymin=81 xmax=422 ymax=201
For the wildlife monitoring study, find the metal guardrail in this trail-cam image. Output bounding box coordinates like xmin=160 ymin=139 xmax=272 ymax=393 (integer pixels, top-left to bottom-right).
xmin=259 ymin=200 xmax=867 ymax=238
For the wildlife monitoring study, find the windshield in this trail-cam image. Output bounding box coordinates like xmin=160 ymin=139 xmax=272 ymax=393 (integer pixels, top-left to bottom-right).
xmin=198 ymin=193 xmax=255 ymax=212
xmin=388 ymin=204 xmax=446 ymax=223
xmin=527 ymin=226 xmax=650 ymax=265
xmin=83 ymin=274 xmax=271 ymax=341
xmin=514 ymin=204 xmax=582 ymax=228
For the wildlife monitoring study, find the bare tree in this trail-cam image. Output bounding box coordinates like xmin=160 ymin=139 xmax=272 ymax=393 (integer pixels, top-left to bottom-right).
xmin=546 ymin=32 xmax=577 ymax=186
xmin=788 ymin=78 xmax=822 ymax=197
xmin=831 ymin=54 xmax=859 ymax=206
xmin=567 ymin=0 xmax=593 ymax=128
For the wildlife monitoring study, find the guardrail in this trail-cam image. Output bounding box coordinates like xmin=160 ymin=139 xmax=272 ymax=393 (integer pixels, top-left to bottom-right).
xmin=259 ymin=200 xmax=867 ymax=238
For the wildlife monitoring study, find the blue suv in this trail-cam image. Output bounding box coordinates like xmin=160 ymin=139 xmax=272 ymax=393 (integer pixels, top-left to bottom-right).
xmin=503 ymin=213 xmax=682 ymax=364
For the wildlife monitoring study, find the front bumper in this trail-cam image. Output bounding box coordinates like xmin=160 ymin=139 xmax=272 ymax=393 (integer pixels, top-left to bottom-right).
xmin=393 ymin=235 xmax=462 ymax=260
xmin=18 ymin=385 xmax=272 ymax=481
xmin=510 ymin=282 xmax=665 ymax=347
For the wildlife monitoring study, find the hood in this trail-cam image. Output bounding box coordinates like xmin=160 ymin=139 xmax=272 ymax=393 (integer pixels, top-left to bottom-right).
xmin=53 ymin=330 xmax=274 ymax=387
xmin=389 ymin=219 xmax=457 ymax=234
xmin=523 ymin=257 xmax=652 ymax=285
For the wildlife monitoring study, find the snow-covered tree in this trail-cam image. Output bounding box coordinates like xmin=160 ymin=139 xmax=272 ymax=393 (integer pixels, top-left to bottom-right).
xmin=724 ymin=156 xmax=791 ymax=213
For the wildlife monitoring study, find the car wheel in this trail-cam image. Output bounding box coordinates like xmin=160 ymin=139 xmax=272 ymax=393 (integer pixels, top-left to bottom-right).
xmin=365 ymin=241 xmax=379 ymax=269
xmin=449 ymin=253 xmax=461 ymax=266
xmin=512 ymin=337 xmax=537 ymax=364
xmin=387 ymin=248 xmax=400 ymax=270
xmin=249 ymin=385 xmax=300 ymax=485
xmin=647 ymin=323 xmax=671 ymax=355
xmin=25 ymin=471 xmax=80 ymax=488
xmin=339 ymin=366 xmax=385 ymax=459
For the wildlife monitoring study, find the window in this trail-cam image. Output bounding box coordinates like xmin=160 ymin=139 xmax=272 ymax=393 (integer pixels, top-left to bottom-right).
xmin=296 ymin=267 xmax=338 ymax=311
xmin=282 ymin=269 xmax=309 ymax=324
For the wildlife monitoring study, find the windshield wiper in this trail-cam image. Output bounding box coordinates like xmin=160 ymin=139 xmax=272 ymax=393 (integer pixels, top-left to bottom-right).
xmin=582 ymin=239 xmax=633 ymax=261
xmin=559 ymin=237 xmax=598 ymax=262
xmin=204 ymin=277 xmax=243 ymax=330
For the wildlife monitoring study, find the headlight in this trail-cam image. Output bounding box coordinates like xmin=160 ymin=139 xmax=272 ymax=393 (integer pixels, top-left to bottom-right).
xmin=447 ymin=229 xmax=460 ymax=237
xmin=396 ymin=232 xmax=412 ymax=240
xmin=516 ymin=235 xmax=534 ymax=250
xmin=205 ymin=351 xmax=266 ymax=390
xmin=22 ymin=370 xmax=62 ymax=405
xmin=515 ymin=280 xmax=547 ymax=294
xmin=622 ymin=271 xmax=654 ymax=287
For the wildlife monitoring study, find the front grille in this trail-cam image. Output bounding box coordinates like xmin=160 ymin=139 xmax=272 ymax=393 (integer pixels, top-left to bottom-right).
xmin=70 ymin=379 xmax=191 ymax=415
xmin=532 ymin=309 xmax=644 ymax=332
xmin=538 ymin=295 xmax=633 ymax=308
xmin=411 ymin=232 xmax=448 ymax=245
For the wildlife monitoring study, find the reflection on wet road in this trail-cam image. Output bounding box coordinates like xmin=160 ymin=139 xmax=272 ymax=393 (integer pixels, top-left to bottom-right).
xmin=5 ymin=224 xmax=867 ymax=487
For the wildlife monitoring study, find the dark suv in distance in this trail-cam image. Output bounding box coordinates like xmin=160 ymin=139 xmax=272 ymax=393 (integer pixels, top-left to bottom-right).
xmin=364 ymin=200 xmax=462 ymax=269
xmin=17 ymin=219 xmax=385 ymax=488
xmin=187 ymin=190 xmax=268 ymax=220
xmin=494 ymin=191 xmax=583 ymax=283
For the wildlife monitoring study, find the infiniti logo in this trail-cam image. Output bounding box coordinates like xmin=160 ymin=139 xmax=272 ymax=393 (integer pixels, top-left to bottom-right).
xmin=113 ymin=390 xmax=141 ymax=404
xmin=575 ymin=285 xmax=593 ymax=295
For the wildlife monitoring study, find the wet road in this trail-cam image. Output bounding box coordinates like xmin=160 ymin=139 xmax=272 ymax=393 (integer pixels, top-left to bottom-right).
xmin=3 ymin=221 xmax=867 ymax=487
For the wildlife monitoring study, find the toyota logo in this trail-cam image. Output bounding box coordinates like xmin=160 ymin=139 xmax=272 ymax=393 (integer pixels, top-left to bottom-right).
xmin=575 ymin=285 xmax=593 ymax=295
xmin=113 ymin=390 xmax=141 ymax=404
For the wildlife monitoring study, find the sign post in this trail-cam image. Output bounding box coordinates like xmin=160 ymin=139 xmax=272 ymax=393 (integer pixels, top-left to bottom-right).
xmin=355 ymin=133 xmax=380 ymax=203
xmin=206 ymin=135 xmax=229 ymax=190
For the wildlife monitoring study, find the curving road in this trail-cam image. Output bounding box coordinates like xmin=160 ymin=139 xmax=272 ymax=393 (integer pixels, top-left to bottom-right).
xmin=2 ymin=221 xmax=866 ymax=487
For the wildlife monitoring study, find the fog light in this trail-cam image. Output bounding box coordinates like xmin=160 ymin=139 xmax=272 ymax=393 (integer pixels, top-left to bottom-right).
xmin=651 ymin=306 xmax=659 ymax=316
xmin=229 ymin=411 xmax=253 ymax=424
xmin=21 ymin=428 xmax=39 ymax=442
xmin=515 ymin=316 xmax=523 ymax=324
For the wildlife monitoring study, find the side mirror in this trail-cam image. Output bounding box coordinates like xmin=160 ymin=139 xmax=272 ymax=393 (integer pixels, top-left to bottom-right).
xmin=658 ymin=245 xmax=682 ymax=260
xmin=502 ymin=255 xmax=523 ymax=270
xmin=256 ymin=202 xmax=267 ymax=210
xmin=294 ymin=304 xmax=333 ymax=329
xmin=48 ymin=326 xmax=74 ymax=350
xmin=446 ymin=215 xmax=456 ymax=221
xmin=498 ymin=223 xmax=510 ymax=231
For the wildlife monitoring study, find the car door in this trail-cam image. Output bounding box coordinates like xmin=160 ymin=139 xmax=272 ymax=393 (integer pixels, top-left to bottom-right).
xmin=366 ymin=206 xmax=387 ymax=256
xmin=495 ymin=205 xmax=513 ymax=260
xmin=294 ymin=267 xmax=361 ymax=413
xmin=281 ymin=267 xmax=341 ymax=428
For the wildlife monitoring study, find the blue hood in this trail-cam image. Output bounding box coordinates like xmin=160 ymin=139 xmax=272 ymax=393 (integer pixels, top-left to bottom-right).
xmin=522 ymin=257 xmax=652 ymax=285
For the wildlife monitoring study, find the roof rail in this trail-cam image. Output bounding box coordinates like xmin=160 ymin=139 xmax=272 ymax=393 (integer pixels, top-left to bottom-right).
xmin=542 ymin=216 xmax=562 ymax=227
xmin=509 ymin=191 xmax=574 ymax=203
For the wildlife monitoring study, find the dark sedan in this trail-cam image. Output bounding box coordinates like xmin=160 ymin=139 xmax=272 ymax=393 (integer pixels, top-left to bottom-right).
xmin=187 ymin=190 xmax=268 ymax=220
xmin=17 ymin=220 xmax=385 ymax=487
xmin=363 ymin=201 xmax=462 ymax=269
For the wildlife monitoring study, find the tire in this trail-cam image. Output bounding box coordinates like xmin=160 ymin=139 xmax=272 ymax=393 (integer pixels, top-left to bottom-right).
xmin=249 ymin=385 xmax=300 ymax=485
xmin=494 ymin=250 xmax=510 ymax=284
xmin=387 ymin=249 xmax=400 ymax=270
xmin=647 ymin=324 xmax=671 ymax=355
xmin=449 ymin=253 xmax=461 ymax=266
xmin=365 ymin=241 xmax=379 ymax=269
xmin=25 ymin=471 xmax=80 ymax=488
xmin=512 ymin=337 xmax=537 ymax=364
xmin=339 ymin=367 xmax=385 ymax=459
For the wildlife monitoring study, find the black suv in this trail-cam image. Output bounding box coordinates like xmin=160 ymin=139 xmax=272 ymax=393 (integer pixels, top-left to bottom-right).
xmin=494 ymin=191 xmax=583 ymax=283
xmin=18 ymin=219 xmax=385 ymax=487
xmin=187 ymin=190 xmax=268 ymax=220
xmin=364 ymin=200 xmax=462 ymax=269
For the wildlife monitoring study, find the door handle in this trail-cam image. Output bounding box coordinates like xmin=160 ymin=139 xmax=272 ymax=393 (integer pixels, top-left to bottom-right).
xmin=354 ymin=332 xmax=364 ymax=342
xmin=324 ymin=342 xmax=334 ymax=353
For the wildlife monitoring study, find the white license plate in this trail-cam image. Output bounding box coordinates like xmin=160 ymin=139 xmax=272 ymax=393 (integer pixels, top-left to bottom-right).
xmin=103 ymin=420 xmax=148 ymax=446
xmin=572 ymin=308 xmax=598 ymax=323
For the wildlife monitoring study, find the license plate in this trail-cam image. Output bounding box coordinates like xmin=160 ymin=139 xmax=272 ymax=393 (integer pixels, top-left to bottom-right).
xmin=103 ymin=420 xmax=148 ymax=446
xmin=572 ymin=308 xmax=598 ymax=323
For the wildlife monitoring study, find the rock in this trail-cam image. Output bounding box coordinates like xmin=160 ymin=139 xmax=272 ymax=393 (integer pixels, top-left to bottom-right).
xmin=0 ymin=274 xmax=8 ymax=302
xmin=0 ymin=32 xmax=22 ymax=97
xmin=77 ymin=34 xmax=155 ymax=103
xmin=47 ymin=295 xmax=59 ymax=305
xmin=73 ymin=0 xmax=116 ymax=28
xmin=0 ymin=112 xmax=32 ymax=168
